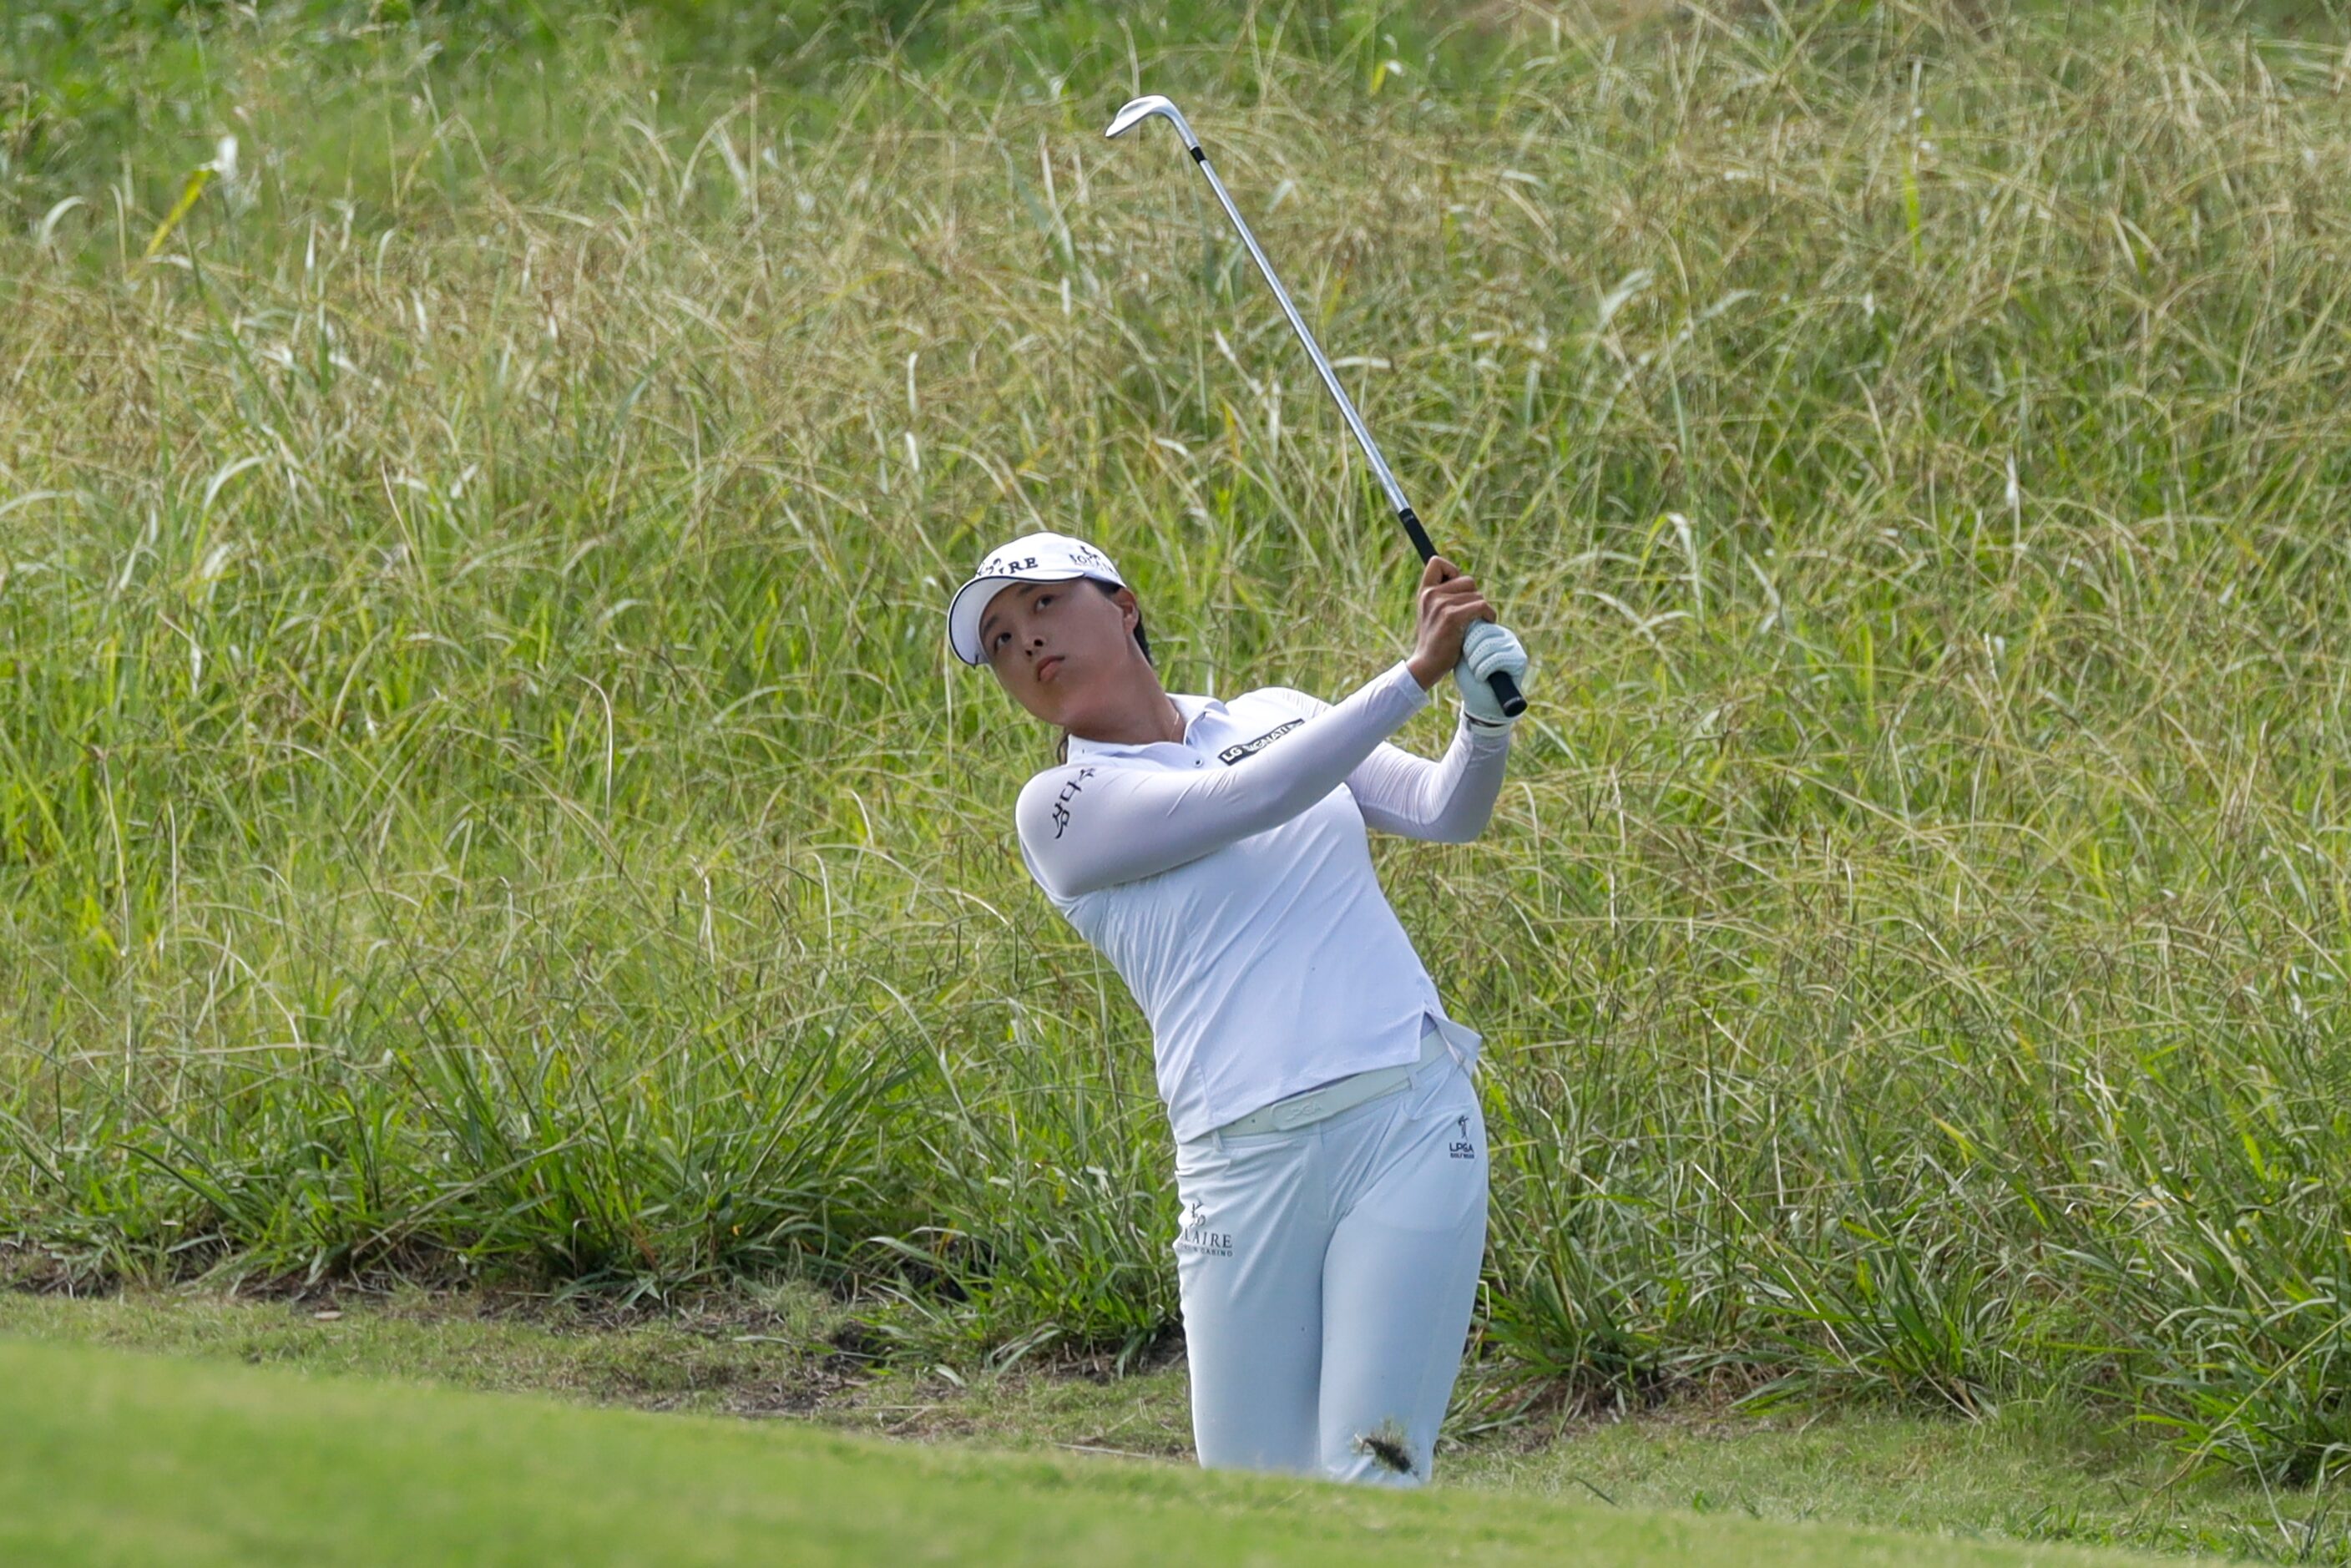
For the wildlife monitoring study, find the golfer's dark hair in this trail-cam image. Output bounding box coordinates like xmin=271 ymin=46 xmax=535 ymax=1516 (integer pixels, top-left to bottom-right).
xmin=1110 ymin=579 xmax=1152 ymax=665
xmin=1055 ymin=581 xmax=1151 ymax=766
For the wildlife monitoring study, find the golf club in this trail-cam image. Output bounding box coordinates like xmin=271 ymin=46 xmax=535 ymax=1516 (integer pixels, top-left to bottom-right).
xmin=1105 ymin=94 xmax=1526 ymax=719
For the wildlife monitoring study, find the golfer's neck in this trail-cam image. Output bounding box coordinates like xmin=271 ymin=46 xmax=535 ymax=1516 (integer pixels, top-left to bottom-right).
xmin=1069 ymin=666 xmax=1185 ymax=748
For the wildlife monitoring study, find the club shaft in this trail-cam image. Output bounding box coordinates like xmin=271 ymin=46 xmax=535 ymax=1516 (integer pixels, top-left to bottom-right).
xmin=1119 ymin=104 xmax=1524 ymax=716
xmin=1187 ymin=149 xmax=1435 ymax=559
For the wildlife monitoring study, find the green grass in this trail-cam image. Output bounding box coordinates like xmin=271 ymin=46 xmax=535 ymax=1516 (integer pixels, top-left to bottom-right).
xmin=7 ymin=0 xmax=2351 ymax=1519
xmin=0 ymin=1332 xmax=2222 ymax=1566
xmin=8 ymin=1287 xmax=2348 ymax=1561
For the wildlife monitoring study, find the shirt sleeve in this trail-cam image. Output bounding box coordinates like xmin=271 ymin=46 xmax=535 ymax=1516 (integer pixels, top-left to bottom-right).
xmin=1255 ymin=686 xmax=1513 ymax=845
xmin=1017 ymin=661 xmax=1431 ymax=899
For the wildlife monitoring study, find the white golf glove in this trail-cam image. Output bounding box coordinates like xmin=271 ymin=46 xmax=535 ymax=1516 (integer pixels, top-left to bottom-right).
xmin=1454 ymin=620 xmax=1529 ymax=729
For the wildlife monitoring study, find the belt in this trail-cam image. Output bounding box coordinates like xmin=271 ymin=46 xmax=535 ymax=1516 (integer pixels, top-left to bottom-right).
xmin=1213 ymin=1024 xmax=1454 ymax=1138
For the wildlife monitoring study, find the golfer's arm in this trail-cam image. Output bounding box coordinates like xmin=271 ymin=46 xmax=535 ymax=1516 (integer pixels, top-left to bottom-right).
xmin=1018 ymin=662 xmax=1428 ymax=898
xmin=1260 ymin=687 xmax=1510 ymax=844
xmin=1345 ymin=718 xmax=1510 ymax=843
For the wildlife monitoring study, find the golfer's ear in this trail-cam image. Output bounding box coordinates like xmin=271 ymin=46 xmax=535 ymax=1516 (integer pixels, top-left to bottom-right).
xmin=1112 ymin=587 xmax=1140 ymax=629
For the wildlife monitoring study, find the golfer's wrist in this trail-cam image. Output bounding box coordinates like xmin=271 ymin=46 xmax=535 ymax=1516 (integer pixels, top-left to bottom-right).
xmin=1407 ymin=650 xmax=1448 ymax=690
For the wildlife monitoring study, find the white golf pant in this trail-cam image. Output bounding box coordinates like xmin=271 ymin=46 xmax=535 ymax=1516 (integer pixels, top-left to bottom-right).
xmin=1170 ymin=1023 xmax=1488 ymax=1488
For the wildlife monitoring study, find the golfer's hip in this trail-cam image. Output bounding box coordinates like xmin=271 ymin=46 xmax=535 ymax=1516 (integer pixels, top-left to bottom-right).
xmin=1177 ymin=1015 xmax=1474 ymax=1153
xmin=1168 ymin=1026 xmax=1487 ymax=1267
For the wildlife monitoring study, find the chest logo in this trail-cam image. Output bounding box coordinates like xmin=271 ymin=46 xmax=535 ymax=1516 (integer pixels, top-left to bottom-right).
xmin=1217 ymin=720 xmax=1304 ymax=766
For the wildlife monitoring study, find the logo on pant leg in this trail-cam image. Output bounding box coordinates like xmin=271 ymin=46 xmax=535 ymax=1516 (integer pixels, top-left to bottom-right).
xmin=1449 ymin=1113 xmax=1477 ymax=1161
xmin=1174 ymin=1197 xmax=1234 ymax=1257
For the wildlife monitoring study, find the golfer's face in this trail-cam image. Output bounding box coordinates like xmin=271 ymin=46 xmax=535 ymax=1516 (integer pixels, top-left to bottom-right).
xmin=981 ymin=579 xmax=1131 ymax=724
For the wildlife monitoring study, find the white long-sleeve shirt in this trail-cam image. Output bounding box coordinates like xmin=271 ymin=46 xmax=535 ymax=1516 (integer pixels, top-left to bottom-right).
xmin=1014 ymin=661 xmax=1510 ymax=1141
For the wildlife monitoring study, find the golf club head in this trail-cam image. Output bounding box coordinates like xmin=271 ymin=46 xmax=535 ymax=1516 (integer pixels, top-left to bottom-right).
xmin=1105 ymin=94 xmax=1199 ymax=151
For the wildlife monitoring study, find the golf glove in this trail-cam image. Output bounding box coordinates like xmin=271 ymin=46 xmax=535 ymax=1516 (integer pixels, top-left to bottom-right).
xmin=1454 ymin=620 xmax=1529 ymax=729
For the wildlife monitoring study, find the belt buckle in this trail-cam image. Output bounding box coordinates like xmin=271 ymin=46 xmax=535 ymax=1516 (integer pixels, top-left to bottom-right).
xmin=1272 ymin=1095 xmax=1325 ymax=1130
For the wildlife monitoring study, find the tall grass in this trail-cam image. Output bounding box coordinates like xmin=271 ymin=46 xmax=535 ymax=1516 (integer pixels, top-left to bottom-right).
xmin=8 ymin=0 xmax=2351 ymax=1492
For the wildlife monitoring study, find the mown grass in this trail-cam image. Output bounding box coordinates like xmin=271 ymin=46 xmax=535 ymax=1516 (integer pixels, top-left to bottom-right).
xmin=6 ymin=0 xmax=2351 ymax=1512
xmin=0 ymin=1333 xmax=2218 ymax=1566
xmin=8 ymin=1286 xmax=2348 ymax=1560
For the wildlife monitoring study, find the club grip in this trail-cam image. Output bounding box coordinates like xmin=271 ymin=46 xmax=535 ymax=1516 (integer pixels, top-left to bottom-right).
xmin=1485 ymin=667 xmax=1527 ymax=718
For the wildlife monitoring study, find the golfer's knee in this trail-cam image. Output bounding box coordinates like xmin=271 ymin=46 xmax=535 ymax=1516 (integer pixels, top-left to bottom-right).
xmin=1196 ymin=1441 xmax=1317 ymax=1477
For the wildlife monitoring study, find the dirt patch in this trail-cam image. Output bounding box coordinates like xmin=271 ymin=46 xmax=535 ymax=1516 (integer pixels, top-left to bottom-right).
xmin=1452 ymin=1360 xmax=1786 ymax=1455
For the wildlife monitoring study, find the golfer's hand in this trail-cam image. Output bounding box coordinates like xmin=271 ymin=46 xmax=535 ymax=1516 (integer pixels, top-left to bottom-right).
xmin=1454 ymin=621 xmax=1529 ymax=727
xmin=1406 ymin=557 xmax=1494 ymax=690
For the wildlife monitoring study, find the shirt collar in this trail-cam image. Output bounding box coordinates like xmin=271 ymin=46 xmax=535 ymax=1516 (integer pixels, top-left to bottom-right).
xmin=1065 ymin=692 xmax=1221 ymax=761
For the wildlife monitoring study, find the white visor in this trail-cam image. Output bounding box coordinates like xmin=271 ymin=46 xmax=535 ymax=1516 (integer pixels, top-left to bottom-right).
xmin=946 ymin=531 xmax=1126 ymax=665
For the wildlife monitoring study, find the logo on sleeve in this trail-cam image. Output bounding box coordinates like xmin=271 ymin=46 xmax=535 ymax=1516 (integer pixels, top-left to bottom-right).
xmin=1048 ymin=766 xmax=1097 ymax=838
xmin=1217 ymin=720 xmax=1304 ymax=766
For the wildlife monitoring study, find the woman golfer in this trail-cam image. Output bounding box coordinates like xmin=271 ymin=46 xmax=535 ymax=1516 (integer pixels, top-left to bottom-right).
xmin=948 ymin=531 xmax=1528 ymax=1487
